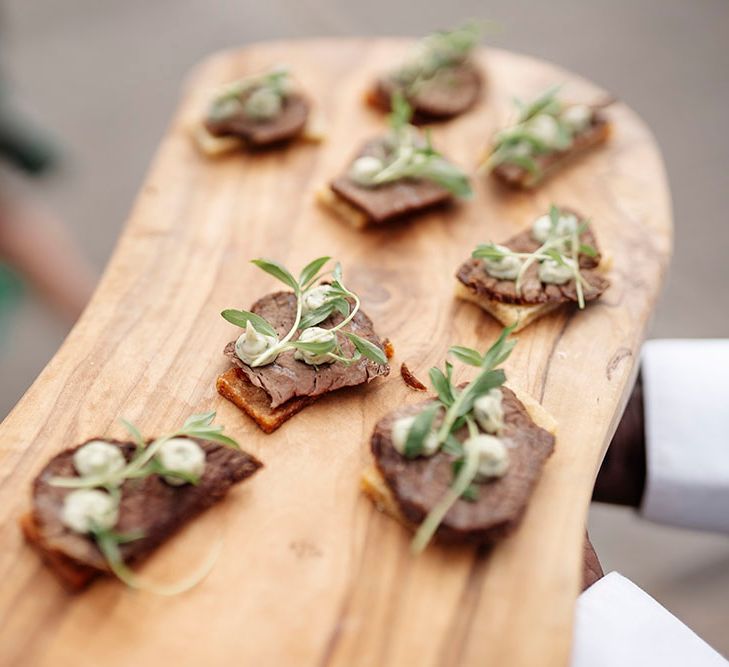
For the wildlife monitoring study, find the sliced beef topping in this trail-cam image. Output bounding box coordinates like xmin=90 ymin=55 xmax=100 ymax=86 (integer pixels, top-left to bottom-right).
xmin=372 ymin=387 xmax=555 ymax=544
xmin=493 ymin=113 xmax=609 ymax=186
xmin=456 ymin=222 xmax=609 ymax=306
xmin=225 ymin=291 xmax=390 ymax=408
xmin=374 ymin=62 xmax=483 ymax=120
xmin=31 ymin=439 xmax=262 ymax=573
xmin=329 ymin=138 xmax=452 ymax=224
xmin=204 ymin=93 xmax=309 ymax=147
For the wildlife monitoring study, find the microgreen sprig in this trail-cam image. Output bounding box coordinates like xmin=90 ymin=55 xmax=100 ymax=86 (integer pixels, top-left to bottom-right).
xmin=354 ymin=94 xmax=472 ymax=198
xmin=394 ymin=22 xmax=482 ymax=94
xmin=209 ymin=66 xmax=290 ymax=122
xmin=472 ymin=205 xmax=596 ymax=308
xmin=405 ymin=325 xmax=517 ymax=553
xmin=482 ymin=86 xmax=592 ymax=178
xmin=221 ymin=257 xmax=388 ymax=368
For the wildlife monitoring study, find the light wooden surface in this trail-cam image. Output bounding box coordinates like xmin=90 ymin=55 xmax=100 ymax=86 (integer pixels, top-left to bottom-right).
xmin=0 ymin=39 xmax=671 ymax=667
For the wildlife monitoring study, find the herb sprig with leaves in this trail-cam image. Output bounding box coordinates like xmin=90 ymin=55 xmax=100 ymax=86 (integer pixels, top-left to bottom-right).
xmin=50 ymin=412 xmax=239 ymax=592
xmin=398 ymin=326 xmax=517 ymax=553
xmin=482 ymin=86 xmax=591 ymax=179
xmin=208 ymin=66 xmax=291 ymax=122
xmin=471 ymin=205 xmax=597 ymax=308
xmin=394 ymin=22 xmax=482 ymax=96
xmin=350 ymin=94 xmax=472 ymax=198
xmin=222 ymin=257 xmax=388 ymax=368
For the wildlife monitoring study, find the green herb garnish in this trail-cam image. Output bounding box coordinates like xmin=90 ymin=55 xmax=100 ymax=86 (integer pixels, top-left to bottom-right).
xmin=393 ymin=22 xmax=482 ymax=95
xmin=482 ymin=86 xmax=595 ymax=181
xmin=404 ymin=325 xmax=517 ymax=553
xmin=471 ymin=205 xmax=596 ymax=309
xmin=222 ymin=257 xmax=388 ymax=368
xmin=208 ymin=66 xmax=291 ymax=122
xmin=350 ymin=94 xmax=472 ymax=198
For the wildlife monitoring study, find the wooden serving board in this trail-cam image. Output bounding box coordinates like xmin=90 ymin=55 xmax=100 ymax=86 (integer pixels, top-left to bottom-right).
xmin=0 ymin=39 xmax=671 ymax=667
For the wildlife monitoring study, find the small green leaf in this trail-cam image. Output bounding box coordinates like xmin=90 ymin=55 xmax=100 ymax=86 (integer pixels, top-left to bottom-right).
xmin=461 ymin=483 xmax=480 ymax=501
xmin=472 ymin=243 xmax=507 ymax=261
xmin=326 ymin=283 xmax=350 ymax=298
xmin=429 ymin=367 xmax=455 ymax=406
xmin=147 ymin=459 xmax=201 ymax=485
xmin=299 ymin=256 xmax=331 ymax=288
xmin=448 ymin=345 xmax=483 ymax=367
xmin=481 ymin=324 xmax=517 ymax=371
xmin=403 ymin=403 xmax=440 ymax=459
xmin=298 ymin=302 xmax=336 ymax=329
xmin=331 ymin=297 xmax=350 ymax=317
xmin=576 ymin=221 xmax=590 ymax=235
xmin=388 ymin=90 xmax=413 ymax=132
xmin=441 ymin=434 xmax=464 ymax=457
xmin=105 ymin=529 xmax=145 ymax=545
xmin=251 ymin=258 xmax=299 ymax=292
xmin=290 ymin=338 xmax=337 ymax=354
xmin=417 ymin=157 xmax=473 ymax=199
xmin=502 ymin=153 xmax=540 ymax=176
xmin=549 ymin=204 xmax=561 ymax=231
xmin=344 ymin=332 xmax=388 ymax=366
xmin=221 ymin=309 xmax=277 ymax=338
xmin=518 ymin=85 xmax=562 ymax=122
xmin=182 ymin=412 xmax=215 ymax=430
xmin=545 ymin=248 xmax=568 ymax=266
xmin=120 ymin=418 xmax=146 ymax=450
xmin=193 ymin=430 xmax=240 ymax=450
xmin=579 ymin=243 xmax=598 ymax=257
xmin=456 ymin=369 xmax=506 ymax=416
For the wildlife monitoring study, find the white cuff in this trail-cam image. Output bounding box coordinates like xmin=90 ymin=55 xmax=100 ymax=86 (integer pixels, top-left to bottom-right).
xmin=571 ymin=572 xmax=727 ymax=667
xmin=641 ymin=339 xmax=729 ymax=533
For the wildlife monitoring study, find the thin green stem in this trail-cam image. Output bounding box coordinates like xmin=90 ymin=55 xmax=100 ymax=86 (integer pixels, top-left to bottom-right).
xmin=410 ymin=442 xmax=480 ymax=554
xmin=121 ymin=434 xmax=173 ymax=479
xmin=571 ymin=230 xmax=585 ymax=309
xmin=372 ymin=145 xmax=415 ymax=184
xmin=251 ymin=288 xmax=303 ymax=366
xmin=465 ymin=416 xmax=478 ymax=439
xmin=302 ymin=269 xmax=334 ymax=292
xmin=329 ymin=291 xmax=360 ymax=332
xmin=326 ymin=351 xmax=356 ymax=364
xmin=514 ymin=238 xmax=560 ymax=295
xmin=437 ymin=389 xmax=466 ymax=444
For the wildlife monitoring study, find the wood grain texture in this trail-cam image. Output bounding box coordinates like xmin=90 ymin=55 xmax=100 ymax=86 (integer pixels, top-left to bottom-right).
xmin=0 ymin=39 xmax=671 ymax=667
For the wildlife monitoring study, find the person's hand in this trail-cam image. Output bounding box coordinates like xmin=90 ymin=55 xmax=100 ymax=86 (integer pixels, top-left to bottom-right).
xmin=592 ymin=372 xmax=646 ymax=508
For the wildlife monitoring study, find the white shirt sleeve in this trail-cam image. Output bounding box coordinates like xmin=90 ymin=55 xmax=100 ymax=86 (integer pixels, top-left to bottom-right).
xmin=571 ymin=572 xmax=727 ymax=667
xmin=641 ymin=339 xmax=729 ymax=532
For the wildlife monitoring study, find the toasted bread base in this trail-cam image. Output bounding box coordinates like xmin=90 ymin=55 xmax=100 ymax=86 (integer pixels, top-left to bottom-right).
xmin=454 ymin=280 xmax=562 ymax=332
xmin=362 ymin=387 xmax=557 ymax=535
xmin=216 ymin=367 xmax=317 ymax=433
xmin=192 ymin=123 xmax=245 ymax=157
xmin=315 ymin=186 xmax=370 ymax=229
xmin=192 ymin=116 xmax=325 ymax=157
xmin=21 ymin=513 xmax=99 ymax=590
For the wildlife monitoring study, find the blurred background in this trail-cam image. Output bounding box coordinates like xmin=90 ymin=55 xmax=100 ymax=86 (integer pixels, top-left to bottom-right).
xmin=0 ymin=0 xmax=727 ymax=655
